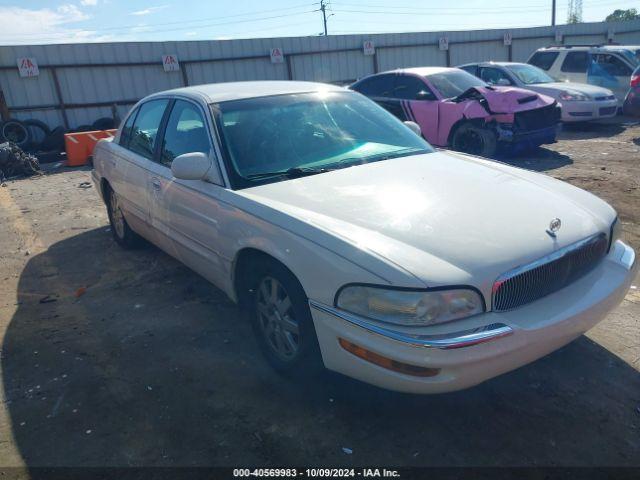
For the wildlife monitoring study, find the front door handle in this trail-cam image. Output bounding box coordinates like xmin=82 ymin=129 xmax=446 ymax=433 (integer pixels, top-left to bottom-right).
xmin=151 ymin=178 xmax=161 ymax=190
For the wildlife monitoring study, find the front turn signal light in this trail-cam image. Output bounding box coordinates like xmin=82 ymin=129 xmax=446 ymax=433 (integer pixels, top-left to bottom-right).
xmin=338 ymin=338 xmax=440 ymax=378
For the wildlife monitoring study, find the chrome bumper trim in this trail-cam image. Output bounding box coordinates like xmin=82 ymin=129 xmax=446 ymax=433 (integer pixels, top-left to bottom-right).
xmin=309 ymin=300 xmax=513 ymax=350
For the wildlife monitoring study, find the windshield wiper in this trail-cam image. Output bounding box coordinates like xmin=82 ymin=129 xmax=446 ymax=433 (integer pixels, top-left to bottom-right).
xmin=245 ymin=166 xmax=334 ymax=180
xmin=327 ymin=148 xmax=429 ymax=168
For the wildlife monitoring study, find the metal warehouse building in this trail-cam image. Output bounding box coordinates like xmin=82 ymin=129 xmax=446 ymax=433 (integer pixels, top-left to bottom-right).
xmin=1 ymin=19 xmax=639 ymax=130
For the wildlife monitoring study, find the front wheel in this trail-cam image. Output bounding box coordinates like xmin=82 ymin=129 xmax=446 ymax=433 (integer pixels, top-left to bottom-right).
xmin=106 ymin=187 xmax=143 ymax=249
xmin=451 ymin=123 xmax=497 ymax=158
xmin=249 ymin=261 xmax=323 ymax=376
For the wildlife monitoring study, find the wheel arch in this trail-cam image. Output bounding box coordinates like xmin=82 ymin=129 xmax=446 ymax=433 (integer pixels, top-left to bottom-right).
xmin=231 ymin=247 xmax=306 ymax=309
xmin=447 ymin=117 xmax=496 ymax=146
xmin=99 ymin=177 xmax=111 ymax=204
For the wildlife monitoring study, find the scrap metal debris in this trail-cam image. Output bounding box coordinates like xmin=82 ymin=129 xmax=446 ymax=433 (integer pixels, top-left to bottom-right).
xmin=0 ymin=142 xmax=41 ymax=180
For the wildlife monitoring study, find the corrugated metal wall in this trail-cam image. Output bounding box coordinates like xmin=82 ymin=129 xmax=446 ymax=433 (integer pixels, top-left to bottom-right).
xmin=1 ymin=19 xmax=639 ymax=130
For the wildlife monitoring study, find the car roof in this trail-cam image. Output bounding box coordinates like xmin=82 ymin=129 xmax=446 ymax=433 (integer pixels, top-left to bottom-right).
xmin=536 ymin=45 xmax=634 ymax=54
xmin=459 ymin=61 xmax=529 ymax=68
xmin=397 ymin=66 xmax=454 ymax=76
xmin=147 ymin=81 xmax=346 ymax=103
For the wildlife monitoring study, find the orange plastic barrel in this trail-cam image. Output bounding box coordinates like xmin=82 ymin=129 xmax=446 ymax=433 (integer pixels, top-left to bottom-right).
xmin=64 ymin=129 xmax=117 ymax=166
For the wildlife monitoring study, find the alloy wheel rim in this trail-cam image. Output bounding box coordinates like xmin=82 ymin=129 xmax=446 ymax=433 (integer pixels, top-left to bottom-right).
xmin=256 ymin=276 xmax=300 ymax=361
xmin=110 ymin=192 xmax=125 ymax=239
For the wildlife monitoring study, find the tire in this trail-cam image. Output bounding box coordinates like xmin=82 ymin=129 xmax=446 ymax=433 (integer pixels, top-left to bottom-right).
xmin=40 ymin=126 xmax=66 ymax=152
xmin=248 ymin=259 xmax=323 ymax=377
xmin=0 ymin=120 xmax=31 ymax=147
xmin=105 ymin=186 xmax=144 ymax=249
xmin=24 ymin=119 xmax=50 ymax=149
xmin=451 ymin=123 xmax=497 ymax=158
xmin=92 ymin=117 xmax=116 ymax=131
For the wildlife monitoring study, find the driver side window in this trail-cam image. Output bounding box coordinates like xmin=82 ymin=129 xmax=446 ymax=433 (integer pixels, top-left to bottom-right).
xmin=479 ymin=67 xmax=513 ymax=85
xmin=593 ymin=54 xmax=632 ymax=77
xmin=160 ymin=100 xmax=211 ymax=167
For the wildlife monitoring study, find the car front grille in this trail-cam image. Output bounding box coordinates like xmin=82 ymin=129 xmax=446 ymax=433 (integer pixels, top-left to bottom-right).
xmin=599 ymin=106 xmax=617 ymax=116
xmin=492 ymin=233 xmax=608 ymax=311
xmin=514 ymin=103 xmax=561 ymax=132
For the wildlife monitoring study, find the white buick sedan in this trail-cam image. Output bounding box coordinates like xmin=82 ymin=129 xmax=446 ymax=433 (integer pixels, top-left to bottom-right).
xmin=92 ymin=81 xmax=636 ymax=393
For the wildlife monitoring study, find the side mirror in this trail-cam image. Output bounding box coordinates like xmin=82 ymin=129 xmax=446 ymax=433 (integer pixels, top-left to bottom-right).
xmin=171 ymin=152 xmax=211 ymax=180
xmin=415 ymin=90 xmax=435 ymax=101
xmin=404 ymin=121 xmax=422 ymax=136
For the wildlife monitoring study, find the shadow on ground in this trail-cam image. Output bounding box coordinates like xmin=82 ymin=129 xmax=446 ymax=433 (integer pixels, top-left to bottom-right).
xmin=3 ymin=228 xmax=640 ymax=467
xmin=560 ymin=120 xmax=626 ymax=140
xmin=499 ymin=148 xmax=573 ymax=172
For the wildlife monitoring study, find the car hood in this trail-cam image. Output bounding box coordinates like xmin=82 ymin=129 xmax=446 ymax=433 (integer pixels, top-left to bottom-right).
xmin=454 ymin=86 xmax=555 ymax=113
xmin=237 ymin=151 xmax=614 ymax=294
xmin=525 ymin=82 xmax=614 ymax=99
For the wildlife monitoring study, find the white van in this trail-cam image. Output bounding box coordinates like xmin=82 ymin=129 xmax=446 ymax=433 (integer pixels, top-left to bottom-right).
xmin=527 ymin=45 xmax=637 ymax=105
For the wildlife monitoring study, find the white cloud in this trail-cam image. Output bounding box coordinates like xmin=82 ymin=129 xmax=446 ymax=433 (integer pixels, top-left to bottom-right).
xmin=184 ymin=31 xmax=198 ymax=37
xmin=80 ymin=0 xmax=99 ymax=6
xmin=130 ymin=5 xmax=169 ymax=16
xmin=0 ymin=4 xmax=103 ymax=44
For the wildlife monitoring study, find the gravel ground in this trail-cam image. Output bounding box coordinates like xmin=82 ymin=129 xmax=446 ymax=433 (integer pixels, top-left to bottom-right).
xmin=0 ymin=119 xmax=638 ymax=470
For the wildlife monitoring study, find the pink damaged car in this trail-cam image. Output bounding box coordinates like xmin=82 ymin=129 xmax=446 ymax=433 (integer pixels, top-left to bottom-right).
xmin=350 ymin=67 xmax=561 ymax=157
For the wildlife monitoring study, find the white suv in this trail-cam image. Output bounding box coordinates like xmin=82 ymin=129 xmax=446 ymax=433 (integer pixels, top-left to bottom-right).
xmin=527 ymin=45 xmax=637 ymax=105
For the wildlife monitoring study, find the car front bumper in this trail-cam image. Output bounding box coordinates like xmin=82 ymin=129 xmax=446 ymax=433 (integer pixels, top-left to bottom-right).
xmin=496 ymin=124 xmax=560 ymax=152
xmin=561 ymin=99 xmax=619 ymax=122
xmin=309 ymin=240 xmax=636 ymax=394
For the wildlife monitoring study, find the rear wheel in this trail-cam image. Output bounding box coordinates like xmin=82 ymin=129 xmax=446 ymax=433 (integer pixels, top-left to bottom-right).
xmin=249 ymin=260 xmax=323 ymax=376
xmin=451 ymin=123 xmax=497 ymax=157
xmin=106 ymin=187 xmax=143 ymax=249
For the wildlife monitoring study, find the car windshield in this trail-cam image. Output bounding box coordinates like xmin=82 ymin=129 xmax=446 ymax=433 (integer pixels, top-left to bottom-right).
xmin=213 ymin=91 xmax=434 ymax=188
xmin=506 ymin=64 xmax=555 ymax=84
xmin=426 ymin=70 xmax=487 ymax=98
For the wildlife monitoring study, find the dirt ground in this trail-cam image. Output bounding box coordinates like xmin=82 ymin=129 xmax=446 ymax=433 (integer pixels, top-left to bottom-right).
xmin=0 ymin=118 xmax=638 ymax=471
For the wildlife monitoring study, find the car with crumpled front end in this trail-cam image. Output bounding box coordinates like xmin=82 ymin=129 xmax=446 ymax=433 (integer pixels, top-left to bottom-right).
xmin=349 ymin=67 xmax=560 ymax=158
xmin=92 ymin=81 xmax=636 ymax=394
xmin=458 ymin=61 xmax=619 ymax=122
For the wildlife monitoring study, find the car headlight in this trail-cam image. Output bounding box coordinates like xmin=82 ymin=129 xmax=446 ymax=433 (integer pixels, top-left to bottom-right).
xmin=335 ymin=285 xmax=484 ymax=327
xmin=559 ymin=90 xmax=588 ymax=102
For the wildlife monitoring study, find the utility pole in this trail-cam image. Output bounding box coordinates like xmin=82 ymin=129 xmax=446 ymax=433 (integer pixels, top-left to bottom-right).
xmin=552 ymin=0 xmax=556 ymax=26
xmin=320 ymin=0 xmax=328 ymax=36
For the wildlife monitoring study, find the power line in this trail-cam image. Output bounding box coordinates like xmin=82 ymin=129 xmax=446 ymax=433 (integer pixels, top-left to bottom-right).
xmin=331 ymin=0 xmax=628 ymax=10
xmin=1 ymin=3 xmax=318 ymax=38
xmin=0 ymin=20 xmax=322 ymax=44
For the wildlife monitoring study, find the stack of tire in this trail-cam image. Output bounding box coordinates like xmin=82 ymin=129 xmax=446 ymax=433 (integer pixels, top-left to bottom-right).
xmin=0 ymin=117 xmax=117 ymax=153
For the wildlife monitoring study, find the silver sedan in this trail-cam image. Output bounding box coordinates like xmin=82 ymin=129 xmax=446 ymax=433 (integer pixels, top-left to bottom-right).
xmin=458 ymin=61 xmax=619 ymax=122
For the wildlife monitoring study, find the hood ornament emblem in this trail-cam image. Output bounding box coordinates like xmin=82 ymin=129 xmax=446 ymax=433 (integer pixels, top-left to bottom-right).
xmin=546 ymin=218 xmax=561 ymax=237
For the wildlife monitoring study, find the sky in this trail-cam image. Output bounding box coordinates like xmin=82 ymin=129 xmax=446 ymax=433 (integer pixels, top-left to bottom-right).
xmin=0 ymin=0 xmax=636 ymax=45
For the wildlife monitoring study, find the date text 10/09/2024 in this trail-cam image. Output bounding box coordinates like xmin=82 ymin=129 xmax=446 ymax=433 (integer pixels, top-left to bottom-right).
xmin=233 ymin=469 xmax=401 ymax=478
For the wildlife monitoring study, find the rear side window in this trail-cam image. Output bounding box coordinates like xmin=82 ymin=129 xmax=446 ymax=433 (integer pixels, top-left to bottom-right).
xmin=352 ymin=74 xmax=395 ymax=97
xmin=160 ymin=100 xmax=211 ymax=167
xmin=561 ymin=52 xmax=590 ymax=73
xmin=119 ymin=108 xmax=138 ymax=147
xmin=458 ymin=65 xmax=478 ymax=76
xmin=128 ymin=99 xmax=169 ymax=160
xmin=528 ymin=51 xmax=559 ymax=71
